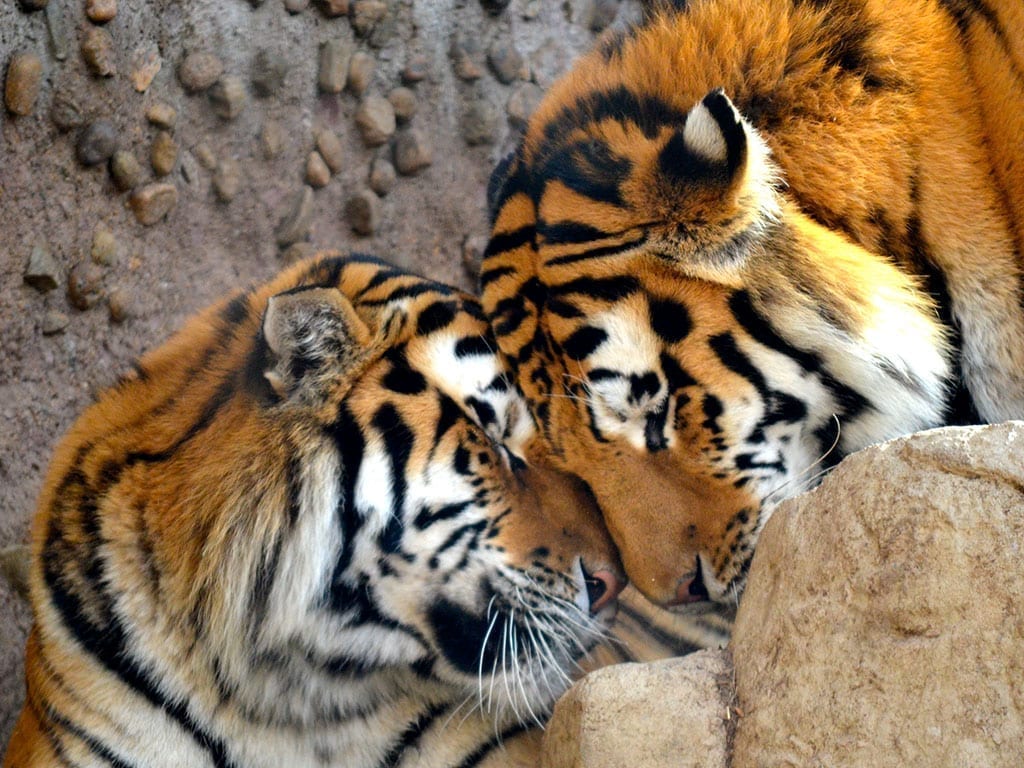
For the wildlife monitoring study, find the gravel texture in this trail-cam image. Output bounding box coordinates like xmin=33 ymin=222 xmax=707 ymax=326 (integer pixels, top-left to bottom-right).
xmin=0 ymin=0 xmax=642 ymax=748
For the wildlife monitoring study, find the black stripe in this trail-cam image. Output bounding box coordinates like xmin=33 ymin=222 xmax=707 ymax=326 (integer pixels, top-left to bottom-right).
xmin=615 ymin=601 xmax=703 ymax=657
xmin=456 ymin=722 xmax=533 ymax=768
xmin=43 ymin=526 xmax=235 ymax=767
xmin=548 ymin=275 xmax=640 ymax=302
xmin=413 ymin=500 xmax=473 ymax=529
xmin=542 ymin=85 xmax=686 ymax=144
xmin=454 ymin=335 xmax=493 ymax=358
xmin=539 ymin=221 xmax=611 ymax=245
xmin=483 ymin=226 xmax=534 ymax=259
xmin=545 ymin=236 xmax=646 ymax=267
xmin=562 ymin=326 xmax=607 ymax=361
xmin=379 ymin=702 xmax=450 ymax=768
xmin=478 ymin=265 xmax=517 ymax=289
xmin=416 ymin=301 xmax=459 ymax=336
xmin=326 ymin=405 xmax=366 ymax=599
xmin=371 ymin=403 xmax=414 ymax=555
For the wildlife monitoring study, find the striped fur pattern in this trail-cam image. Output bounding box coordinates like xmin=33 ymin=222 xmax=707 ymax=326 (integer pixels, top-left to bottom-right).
xmin=4 ymin=255 xmax=628 ymax=768
xmin=482 ymin=0 xmax=1024 ymax=609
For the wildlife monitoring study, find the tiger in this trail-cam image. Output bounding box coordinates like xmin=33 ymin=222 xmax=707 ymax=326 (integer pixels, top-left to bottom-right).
xmin=2 ymin=253 xmax=631 ymax=768
xmin=482 ymin=0 xmax=1024 ymax=612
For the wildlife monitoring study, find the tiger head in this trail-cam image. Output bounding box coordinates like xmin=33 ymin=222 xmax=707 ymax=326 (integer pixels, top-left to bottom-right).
xmin=30 ymin=255 xmax=624 ymax=762
xmin=482 ymin=57 xmax=952 ymax=609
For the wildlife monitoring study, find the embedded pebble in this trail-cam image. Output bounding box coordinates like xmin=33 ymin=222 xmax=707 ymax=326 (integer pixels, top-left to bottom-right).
xmin=282 ymin=241 xmax=317 ymax=263
xmin=589 ymin=0 xmax=620 ymax=31
xmin=130 ymin=43 xmax=161 ymax=92
xmin=387 ymin=86 xmax=417 ymax=122
xmin=67 ymin=262 xmax=104 ymax=310
xmin=5 ymin=51 xmax=43 ymax=116
xmin=178 ymin=51 xmax=223 ymax=93
xmin=261 ymin=121 xmax=284 ymax=159
xmin=252 ymin=49 xmax=288 ymax=97
xmin=393 ymin=128 xmax=432 ymax=175
xmin=507 ymin=82 xmax=543 ymax=129
xmin=317 ymin=0 xmax=348 ymax=16
xmin=347 ymin=52 xmax=375 ymax=96
xmin=368 ymin=156 xmax=396 ymax=196
xmin=145 ymin=101 xmax=176 ymax=128
xmin=82 ymin=26 xmax=116 ymax=76
xmin=351 ymin=0 xmax=387 ymax=37
xmin=109 ymin=150 xmax=143 ymax=190
xmin=306 ymin=151 xmax=331 ymax=188
xmin=44 ymin=0 xmax=67 ymax=60
xmin=487 ymin=40 xmax=525 ymax=84
xmin=401 ymin=54 xmax=428 ymax=84
xmin=284 ymin=0 xmax=309 ymax=11
xmin=85 ymin=0 xmax=117 ymax=23
xmin=480 ymin=0 xmax=511 ymax=14
xmin=129 ymin=182 xmax=178 ymax=225
xmin=209 ymin=76 xmax=246 ymax=119
xmin=315 ymin=129 xmax=343 ymax=173
xmin=151 ymin=131 xmax=178 ymax=177
xmin=345 ymin=188 xmax=381 ymax=235
xmin=274 ymin=186 xmax=315 ymax=246
xmin=450 ymin=43 xmax=483 ymax=81
xmin=42 ymin=311 xmax=69 ymax=335
xmin=522 ymin=0 xmax=540 ymax=19
xmin=461 ymin=97 xmax=499 ymax=146
xmin=90 ymin=226 xmax=118 ymax=266
xmin=318 ymin=39 xmax=353 ymax=94
xmin=355 ymin=95 xmax=395 ymax=147
xmin=213 ymin=158 xmax=242 ymax=202
xmin=107 ymin=286 xmax=134 ymax=323
xmin=194 ymin=143 xmax=217 ymax=170
xmin=77 ymin=120 xmax=119 ymax=166
xmin=24 ymin=243 xmax=60 ymax=292
xmin=50 ymin=88 xmax=83 ymax=130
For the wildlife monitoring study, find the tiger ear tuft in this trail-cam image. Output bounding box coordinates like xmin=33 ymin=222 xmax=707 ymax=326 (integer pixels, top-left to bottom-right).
xmin=659 ymin=88 xmax=748 ymax=188
xmin=261 ymin=287 xmax=373 ymax=403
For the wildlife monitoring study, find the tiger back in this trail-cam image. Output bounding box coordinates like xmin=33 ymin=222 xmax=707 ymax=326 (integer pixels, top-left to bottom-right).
xmin=482 ymin=0 xmax=1024 ymax=609
xmin=4 ymin=254 xmax=628 ymax=768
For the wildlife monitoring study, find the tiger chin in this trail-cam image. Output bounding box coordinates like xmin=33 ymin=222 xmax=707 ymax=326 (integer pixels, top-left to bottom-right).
xmin=3 ymin=254 xmax=627 ymax=768
xmin=482 ymin=0 xmax=1024 ymax=610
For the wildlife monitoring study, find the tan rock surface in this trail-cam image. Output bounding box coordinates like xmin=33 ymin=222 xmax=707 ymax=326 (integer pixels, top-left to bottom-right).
xmin=542 ymin=650 xmax=732 ymax=768
xmin=732 ymin=422 xmax=1024 ymax=768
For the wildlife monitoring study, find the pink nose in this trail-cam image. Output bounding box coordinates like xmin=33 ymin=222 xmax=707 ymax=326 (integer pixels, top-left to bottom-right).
xmin=664 ymin=570 xmax=710 ymax=607
xmin=584 ymin=568 xmax=626 ymax=614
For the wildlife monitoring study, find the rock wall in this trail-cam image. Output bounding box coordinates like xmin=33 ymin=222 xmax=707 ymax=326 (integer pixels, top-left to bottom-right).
xmin=0 ymin=0 xmax=638 ymax=746
xmin=543 ymin=422 xmax=1024 ymax=767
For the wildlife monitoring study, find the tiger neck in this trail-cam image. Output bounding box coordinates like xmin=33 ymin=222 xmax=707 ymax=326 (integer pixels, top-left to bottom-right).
xmin=740 ymin=204 xmax=954 ymax=451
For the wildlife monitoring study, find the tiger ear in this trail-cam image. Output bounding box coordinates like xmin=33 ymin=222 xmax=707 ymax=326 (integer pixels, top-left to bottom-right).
xmin=261 ymin=287 xmax=374 ymax=403
xmin=659 ymin=88 xmax=748 ymax=192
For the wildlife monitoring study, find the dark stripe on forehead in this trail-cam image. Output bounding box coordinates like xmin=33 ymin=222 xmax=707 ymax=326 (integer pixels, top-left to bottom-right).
xmin=545 ymin=236 xmax=647 ymax=267
xmin=541 ymin=85 xmax=687 ymax=144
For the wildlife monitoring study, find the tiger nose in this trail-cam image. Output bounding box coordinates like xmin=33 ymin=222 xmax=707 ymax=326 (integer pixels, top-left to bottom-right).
xmin=582 ymin=566 xmax=626 ymax=614
xmin=666 ymin=567 xmax=710 ymax=606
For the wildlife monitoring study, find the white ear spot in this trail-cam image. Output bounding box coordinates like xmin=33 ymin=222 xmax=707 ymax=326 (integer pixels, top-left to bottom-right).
xmin=683 ymin=102 xmax=728 ymax=164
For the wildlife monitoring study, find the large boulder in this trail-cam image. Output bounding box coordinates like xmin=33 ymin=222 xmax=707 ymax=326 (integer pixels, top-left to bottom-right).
xmin=543 ymin=422 xmax=1024 ymax=766
xmin=732 ymin=421 xmax=1024 ymax=767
